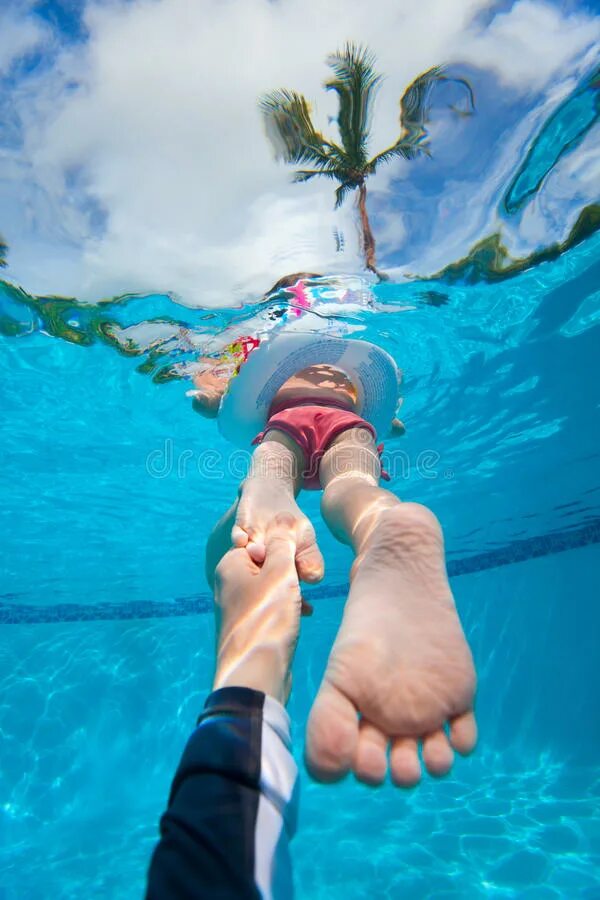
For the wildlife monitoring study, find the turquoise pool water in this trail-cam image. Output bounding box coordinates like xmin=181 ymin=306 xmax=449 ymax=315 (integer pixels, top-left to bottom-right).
xmin=1 ymin=4 xmax=600 ymax=896
xmin=1 ymin=240 xmax=599 ymax=896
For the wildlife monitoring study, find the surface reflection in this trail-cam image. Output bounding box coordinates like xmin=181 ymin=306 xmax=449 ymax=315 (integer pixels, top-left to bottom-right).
xmin=260 ymin=43 xmax=474 ymax=278
xmin=0 ymin=1 xmax=598 ymax=302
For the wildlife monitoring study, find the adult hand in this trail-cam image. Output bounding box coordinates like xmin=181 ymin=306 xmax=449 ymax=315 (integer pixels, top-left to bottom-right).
xmin=212 ymin=515 xmax=305 ymax=704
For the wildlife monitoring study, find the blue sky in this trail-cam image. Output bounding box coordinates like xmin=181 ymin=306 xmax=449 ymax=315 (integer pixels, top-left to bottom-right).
xmin=33 ymin=1 xmax=87 ymax=40
xmin=0 ymin=0 xmax=598 ymax=305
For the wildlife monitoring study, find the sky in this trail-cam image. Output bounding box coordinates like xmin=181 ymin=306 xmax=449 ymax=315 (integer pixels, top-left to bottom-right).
xmin=0 ymin=0 xmax=598 ymax=306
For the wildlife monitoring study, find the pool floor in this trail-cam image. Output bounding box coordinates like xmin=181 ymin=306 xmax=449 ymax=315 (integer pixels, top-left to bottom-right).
xmin=0 ymin=545 xmax=598 ymax=898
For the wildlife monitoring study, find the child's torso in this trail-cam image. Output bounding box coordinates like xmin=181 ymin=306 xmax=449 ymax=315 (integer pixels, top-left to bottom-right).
xmin=269 ymin=364 xmax=358 ymax=417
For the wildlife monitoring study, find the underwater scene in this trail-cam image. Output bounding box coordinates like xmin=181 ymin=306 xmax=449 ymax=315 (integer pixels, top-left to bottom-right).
xmin=1 ymin=1 xmax=599 ymax=897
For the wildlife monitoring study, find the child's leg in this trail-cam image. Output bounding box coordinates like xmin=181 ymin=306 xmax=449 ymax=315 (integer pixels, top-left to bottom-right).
xmin=305 ymin=427 xmax=477 ymax=787
xmin=204 ymin=430 xmax=325 ymax=587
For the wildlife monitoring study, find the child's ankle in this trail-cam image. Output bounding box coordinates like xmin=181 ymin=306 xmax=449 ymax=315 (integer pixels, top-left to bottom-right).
xmin=248 ymin=438 xmax=303 ymax=489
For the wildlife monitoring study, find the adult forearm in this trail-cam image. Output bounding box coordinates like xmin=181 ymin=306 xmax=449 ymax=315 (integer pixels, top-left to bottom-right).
xmin=146 ymin=687 xmax=298 ymax=900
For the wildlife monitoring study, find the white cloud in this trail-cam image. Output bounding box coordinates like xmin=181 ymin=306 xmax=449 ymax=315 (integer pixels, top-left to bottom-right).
xmin=373 ymin=208 xmax=407 ymax=254
xmin=0 ymin=3 xmax=48 ymax=76
xmin=456 ymin=0 xmax=599 ymax=92
xmin=1 ymin=0 xmax=599 ymax=304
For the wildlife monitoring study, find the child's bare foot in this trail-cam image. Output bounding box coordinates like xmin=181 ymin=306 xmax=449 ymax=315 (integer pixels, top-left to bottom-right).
xmin=233 ymin=429 xmax=324 ymax=584
xmin=234 ymin=476 xmax=324 ymax=584
xmin=305 ymin=502 xmax=477 ymax=786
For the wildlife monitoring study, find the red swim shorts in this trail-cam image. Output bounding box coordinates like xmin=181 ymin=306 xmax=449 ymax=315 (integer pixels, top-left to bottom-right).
xmin=252 ymin=402 xmax=389 ymax=490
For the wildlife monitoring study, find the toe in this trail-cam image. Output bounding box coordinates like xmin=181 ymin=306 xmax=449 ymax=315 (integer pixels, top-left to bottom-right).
xmin=390 ymin=737 xmax=421 ymax=787
xmin=449 ymin=710 xmax=478 ymax=755
xmin=246 ymin=540 xmax=266 ymax=564
xmin=231 ymin=524 xmax=249 ymax=548
xmin=295 ymin=542 xmax=325 ymax=584
xmin=295 ymin=524 xmax=325 ymax=584
xmin=422 ymin=730 xmax=454 ymax=777
xmin=305 ymin=680 xmax=359 ymax=783
xmin=232 ymin=523 xmax=266 ymax=563
xmin=354 ymin=721 xmax=388 ymax=785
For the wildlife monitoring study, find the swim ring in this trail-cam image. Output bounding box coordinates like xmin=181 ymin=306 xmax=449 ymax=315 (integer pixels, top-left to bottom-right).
xmin=218 ymin=332 xmax=400 ymax=447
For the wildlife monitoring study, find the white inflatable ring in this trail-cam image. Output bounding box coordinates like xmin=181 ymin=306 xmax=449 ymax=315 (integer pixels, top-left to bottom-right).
xmin=218 ymin=332 xmax=400 ymax=447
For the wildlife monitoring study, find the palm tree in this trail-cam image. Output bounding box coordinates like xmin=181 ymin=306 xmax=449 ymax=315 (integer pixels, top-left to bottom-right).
xmin=0 ymin=235 xmax=7 ymax=268
xmin=260 ymin=43 xmax=474 ymax=279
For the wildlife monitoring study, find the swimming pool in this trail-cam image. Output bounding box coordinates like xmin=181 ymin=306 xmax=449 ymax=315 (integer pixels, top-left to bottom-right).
xmin=2 ymin=240 xmax=599 ymax=896
xmin=2 ymin=2 xmax=600 ymax=896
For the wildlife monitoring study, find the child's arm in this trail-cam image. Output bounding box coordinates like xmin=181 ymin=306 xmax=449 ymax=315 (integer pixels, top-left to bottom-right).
xmin=187 ymin=358 xmax=229 ymax=418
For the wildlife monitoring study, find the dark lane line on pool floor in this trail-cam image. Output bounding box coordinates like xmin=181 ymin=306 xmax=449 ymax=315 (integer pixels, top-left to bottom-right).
xmin=1 ymin=517 xmax=599 ymax=625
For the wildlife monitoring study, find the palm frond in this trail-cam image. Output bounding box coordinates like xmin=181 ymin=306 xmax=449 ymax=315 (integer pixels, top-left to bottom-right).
xmin=367 ymin=66 xmax=474 ymax=171
xmin=259 ymin=89 xmax=333 ymax=167
xmin=291 ymin=170 xmax=322 ymax=183
xmin=334 ymin=182 xmax=355 ymax=208
xmin=363 ymin=67 xmax=444 ymax=173
xmin=0 ymin=235 xmax=7 ymax=267
xmin=400 ymin=66 xmax=475 ymax=148
xmin=365 ymin=140 xmax=421 ymax=172
xmin=292 ymin=168 xmax=340 ymax=184
xmin=445 ymin=76 xmax=475 ymax=116
xmin=324 ymin=42 xmax=382 ymax=168
xmin=399 ymin=65 xmax=445 ymax=148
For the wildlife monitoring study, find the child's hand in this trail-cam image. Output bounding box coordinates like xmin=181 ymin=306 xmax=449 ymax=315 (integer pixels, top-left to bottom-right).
xmin=187 ymin=387 xmax=221 ymax=418
xmin=389 ymin=417 xmax=406 ymax=437
xmin=388 ymin=397 xmax=405 ymax=437
xmin=187 ymin=360 xmax=228 ymax=418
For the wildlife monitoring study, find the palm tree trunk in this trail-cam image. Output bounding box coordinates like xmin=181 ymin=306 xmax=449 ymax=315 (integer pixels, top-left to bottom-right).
xmin=357 ymin=182 xmax=387 ymax=280
xmin=357 ymin=182 xmax=376 ymax=270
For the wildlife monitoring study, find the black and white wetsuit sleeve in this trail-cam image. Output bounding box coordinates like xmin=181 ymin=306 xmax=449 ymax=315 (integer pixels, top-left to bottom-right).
xmin=146 ymin=686 xmax=299 ymax=900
